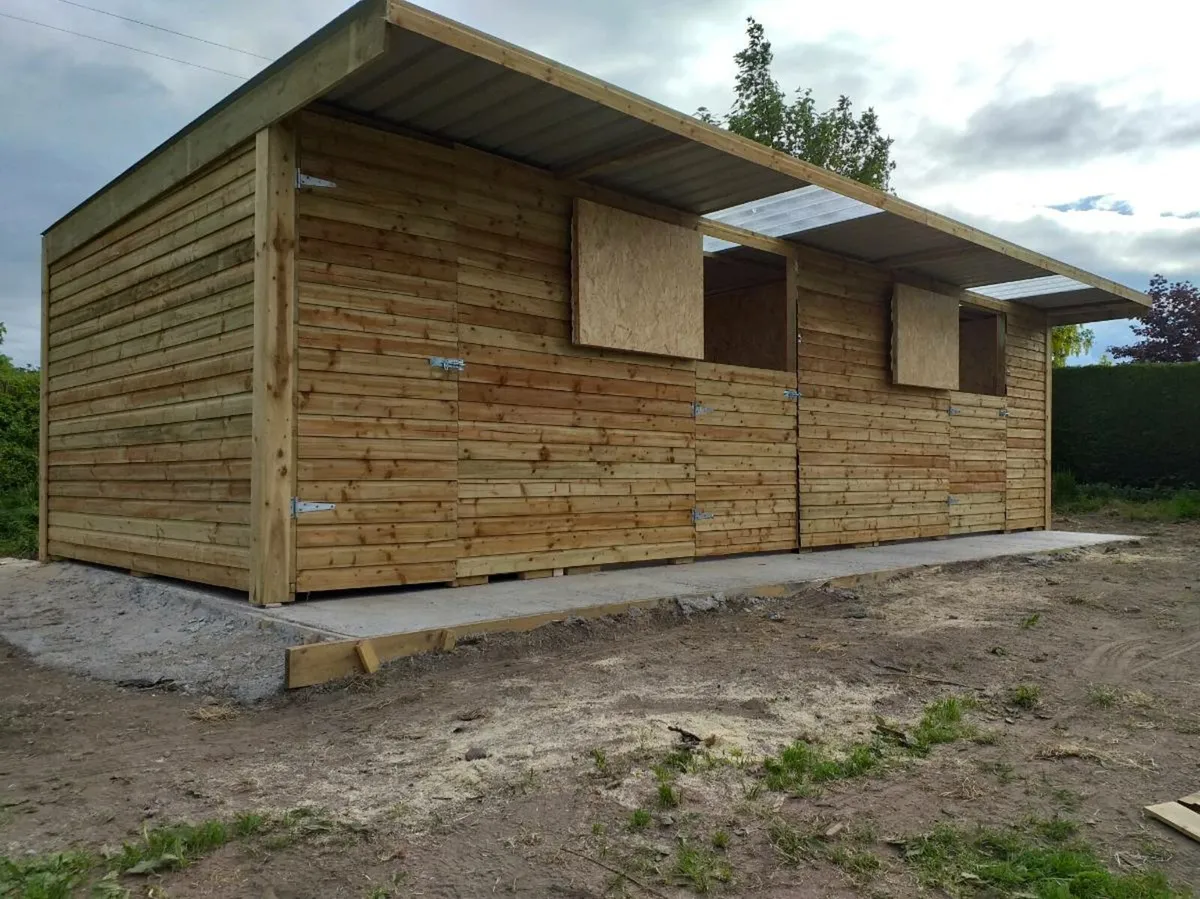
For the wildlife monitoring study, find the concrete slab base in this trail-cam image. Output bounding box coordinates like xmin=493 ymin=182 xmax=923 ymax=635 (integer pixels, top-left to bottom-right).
xmin=274 ymin=530 xmax=1135 ymax=688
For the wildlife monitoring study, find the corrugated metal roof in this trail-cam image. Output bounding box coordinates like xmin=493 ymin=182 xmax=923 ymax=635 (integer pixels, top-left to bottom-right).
xmin=42 ymin=0 xmax=1152 ymax=325
xmin=325 ymin=28 xmax=802 ymax=213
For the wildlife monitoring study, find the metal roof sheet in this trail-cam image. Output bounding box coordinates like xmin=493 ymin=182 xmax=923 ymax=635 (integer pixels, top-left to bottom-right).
xmin=42 ymin=0 xmax=1152 ymax=325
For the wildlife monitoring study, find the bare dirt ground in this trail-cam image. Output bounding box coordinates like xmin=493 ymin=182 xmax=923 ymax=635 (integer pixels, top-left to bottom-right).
xmin=2 ymin=514 xmax=1198 ymax=897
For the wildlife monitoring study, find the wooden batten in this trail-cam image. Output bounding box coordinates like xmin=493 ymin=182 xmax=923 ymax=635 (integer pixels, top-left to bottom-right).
xmin=250 ymin=122 xmax=299 ymax=605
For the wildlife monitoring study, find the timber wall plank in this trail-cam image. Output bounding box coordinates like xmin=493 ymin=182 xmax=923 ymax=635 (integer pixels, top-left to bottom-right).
xmin=44 ymin=146 xmax=256 ymax=590
xmin=948 ymin=390 xmax=1007 ymax=534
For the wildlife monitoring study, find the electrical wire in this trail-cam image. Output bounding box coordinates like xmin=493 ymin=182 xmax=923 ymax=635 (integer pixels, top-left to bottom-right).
xmin=0 ymin=11 xmax=249 ymax=78
xmin=52 ymin=0 xmax=272 ymax=60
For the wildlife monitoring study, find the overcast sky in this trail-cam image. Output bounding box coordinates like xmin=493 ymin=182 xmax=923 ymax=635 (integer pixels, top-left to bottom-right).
xmin=3 ymin=0 xmax=1198 ymax=368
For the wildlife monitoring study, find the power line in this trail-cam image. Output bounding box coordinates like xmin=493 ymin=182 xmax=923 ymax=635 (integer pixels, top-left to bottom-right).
xmin=0 ymin=11 xmax=249 ymax=78
xmin=52 ymin=0 xmax=272 ymax=61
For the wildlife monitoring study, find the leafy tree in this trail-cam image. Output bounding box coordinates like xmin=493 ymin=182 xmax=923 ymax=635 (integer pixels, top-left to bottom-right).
xmin=1110 ymin=274 xmax=1200 ymax=362
xmin=0 ymin=322 xmax=40 ymax=557
xmin=696 ymin=18 xmax=895 ymax=190
xmin=1051 ymin=325 xmax=1095 ymax=368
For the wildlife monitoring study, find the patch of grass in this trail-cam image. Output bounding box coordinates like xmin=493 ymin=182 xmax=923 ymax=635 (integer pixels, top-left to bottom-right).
xmin=0 ymin=851 xmax=96 ymax=898
xmin=911 ymin=697 xmax=977 ymax=752
xmin=827 ymin=846 xmax=881 ymax=881
xmin=656 ymin=782 xmax=680 ymax=809
xmin=591 ymin=747 xmax=609 ymax=774
xmin=629 ymin=808 xmax=651 ymax=830
xmin=233 ymin=811 xmax=267 ymax=838
xmin=1088 ymin=683 xmax=1121 ymax=708
xmin=112 ymin=819 xmax=230 ymax=875
xmin=761 ymin=740 xmax=882 ymax=793
xmin=661 ymin=748 xmax=698 ymax=774
xmin=1020 ymin=612 xmax=1041 ymax=629
xmin=1009 ymin=684 xmax=1041 ymax=710
xmin=1055 ymin=477 xmax=1200 ymax=523
xmin=711 ymin=829 xmax=730 ymax=850
xmin=767 ymin=819 xmax=824 ymax=864
xmin=902 ymin=819 xmax=1187 ymax=898
xmin=671 ymin=843 xmax=732 ymax=893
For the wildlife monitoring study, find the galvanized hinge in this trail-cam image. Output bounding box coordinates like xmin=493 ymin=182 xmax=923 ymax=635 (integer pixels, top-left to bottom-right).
xmin=429 ymin=356 xmax=466 ymax=372
xmin=946 ymin=496 xmax=962 ymax=506
xmin=691 ymin=402 xmax=713 ymax=417
xmin=292 ymin=498 xmax=335 ymax=517
xmin=296 ymin=171 xmax=337 ymax=189
xmin=947 ymin=406 xmax=962 ymax=416
xmin=783 ymin=388 xmax=802 ymax=400
xmin=998 ymin=408 xmax=1010 ymax=418
xmin=692 ymin=507 xmax=715 ymax=523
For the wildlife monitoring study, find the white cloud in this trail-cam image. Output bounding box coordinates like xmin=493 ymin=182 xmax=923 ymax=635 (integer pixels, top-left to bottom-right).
xmin=2 ymin=0 xmax=1197 ymax=367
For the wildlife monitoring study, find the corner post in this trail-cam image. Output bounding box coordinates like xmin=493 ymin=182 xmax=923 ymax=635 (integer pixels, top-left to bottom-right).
xmin=250 ymin=121 xmax=298 ymax=605
xmin=1044 ymin=324 xmax=1053 ymax=530
xmin=39 ymin=241 xmax=50 ymax=562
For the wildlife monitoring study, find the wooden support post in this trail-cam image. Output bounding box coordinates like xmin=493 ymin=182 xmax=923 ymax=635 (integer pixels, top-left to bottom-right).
xmin=788 ymin=251 xmax=802 ymax=552
xmin=249 ymin=121 xmax=298 ymax=607
xmin=518 ymin=569 xmax=554 ymax=580
xmin=1044 ymin=325 xmax=1053 ymax=530
xmin=38 ymin=241 xmax=49 ymax=562
xmin=453 ymin=575 xmax=489 ymax=587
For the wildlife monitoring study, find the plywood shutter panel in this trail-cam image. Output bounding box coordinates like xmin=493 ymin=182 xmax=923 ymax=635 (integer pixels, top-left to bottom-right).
xmin=572 ymin=199 xmax=704 ymax=359
xmin=892 ymin=283 xmax=959 ymax=389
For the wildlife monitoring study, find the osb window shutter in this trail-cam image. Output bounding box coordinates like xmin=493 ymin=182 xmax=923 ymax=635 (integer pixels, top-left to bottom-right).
xmin=892 ymin=283 xmax=959 ymax=390
xmin=572 ymin=198 xmax=704 ymax=359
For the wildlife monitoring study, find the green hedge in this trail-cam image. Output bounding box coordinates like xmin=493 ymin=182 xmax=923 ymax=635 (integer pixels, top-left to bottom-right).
xmin=1053 ymin=363 xmax=1200 ymax=488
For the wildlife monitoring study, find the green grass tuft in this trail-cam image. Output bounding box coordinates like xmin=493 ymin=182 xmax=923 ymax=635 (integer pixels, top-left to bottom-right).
xmin=911 ymin=697 xmax=977 ymax=752
xmin=1009 ymin=684 xmax=1041 ymax=710
xmin=671 ymin=843 xmax=732 ymax=894
xmin=711 ymin=829 xmax=730 ymax=850
xmin=629 ymin=808 xmax=651 ymax=830
xmin=656 ymin=782 xmax=680 ymax=808
xmin=761 ymin=739 xmax=883 ymax=793
xmin=113 ymin=819 xmax=230 ymax=875
xmin=903 ymin=819 xmax=1188 ymax=898
xmin=0 ymin=851 xmax=95 ymax=899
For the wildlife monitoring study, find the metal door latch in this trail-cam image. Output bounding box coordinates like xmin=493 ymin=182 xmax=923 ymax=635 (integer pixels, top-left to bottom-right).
xmin=998 ymin=408 xmax=1010 ymax=418
xmin=429 ymin=357 xmax=466 ymax=372
xmin=947 ymin=406 xmax=962 ymax=415
xmin=783 ymin=389 xmax=802 ymax=400
xmin=691 ymin=402 xmax=713 ymax=417
xmin=691 ymin=508 xmax=715 ymax=522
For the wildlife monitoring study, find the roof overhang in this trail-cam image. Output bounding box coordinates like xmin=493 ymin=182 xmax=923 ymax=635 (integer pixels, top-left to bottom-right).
xmin=44 ymin=0 xmax=1150 ymax=324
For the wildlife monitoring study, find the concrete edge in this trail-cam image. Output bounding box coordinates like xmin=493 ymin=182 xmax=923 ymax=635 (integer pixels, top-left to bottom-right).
xmin=284 ymin=535 xmax=1144 ymax=689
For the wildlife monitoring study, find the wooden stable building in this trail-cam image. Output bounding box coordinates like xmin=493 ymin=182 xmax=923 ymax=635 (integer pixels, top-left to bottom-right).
xmin=39 ymin=1 xmax=1149 ymax=607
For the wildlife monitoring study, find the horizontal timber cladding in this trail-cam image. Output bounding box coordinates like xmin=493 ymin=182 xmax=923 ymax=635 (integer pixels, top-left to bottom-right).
xmin=291 ymin=112 xmax=698 ymax=589
xmin=695 ymin=362 xmax=798 ymax=556
xmin=44 ymin=145 xmax=256 ymax=590
xmin=1005 ymin=306 xmax=1050 ymax=531
xmin=795 ymin=252 xmax=952 ymax=547
xmin=948 ymin=391 xmax=1007 ymax=534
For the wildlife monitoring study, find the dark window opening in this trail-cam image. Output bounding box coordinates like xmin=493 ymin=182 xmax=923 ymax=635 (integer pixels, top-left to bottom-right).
xmin=958 ymin=304 xmax=1006 ymax=396
xmin=703 ymin=247 xmax=790 ymax=371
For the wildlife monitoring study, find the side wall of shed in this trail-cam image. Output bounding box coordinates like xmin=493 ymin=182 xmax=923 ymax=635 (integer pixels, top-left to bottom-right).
xmin=794 ymin=247 xmax=1050 ymax=547
xmin=42 ymin=145 xmax=257 ymax=590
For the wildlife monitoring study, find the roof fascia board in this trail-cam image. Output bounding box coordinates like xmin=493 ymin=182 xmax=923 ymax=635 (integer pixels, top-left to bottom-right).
xmin=384 ymin=0 xmax=1147 ymax=310
xmin=44 ymin=0 xmax=389 ymax=264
